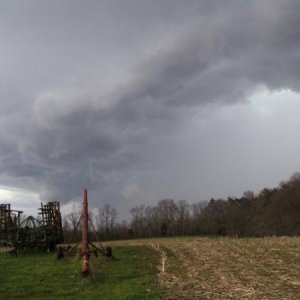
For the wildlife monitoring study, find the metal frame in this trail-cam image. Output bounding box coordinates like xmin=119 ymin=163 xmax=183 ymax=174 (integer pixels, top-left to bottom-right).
xmin=0 ymin=202 xmax=63 ymax=252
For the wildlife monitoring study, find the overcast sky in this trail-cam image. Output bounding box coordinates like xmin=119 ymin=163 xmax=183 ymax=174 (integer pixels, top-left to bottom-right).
xmin=1 ymin=0 xmax=300 ymax=219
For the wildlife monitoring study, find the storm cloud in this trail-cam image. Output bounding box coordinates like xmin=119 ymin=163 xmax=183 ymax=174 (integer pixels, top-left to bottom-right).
xmin=1 ymin=0 xmax=300 ymax=216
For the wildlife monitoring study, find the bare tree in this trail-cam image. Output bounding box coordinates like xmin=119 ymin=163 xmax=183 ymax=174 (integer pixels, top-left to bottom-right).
xmin=130 ymin=205 xmax=146 ymax=237
xmin=66 ymin=205 xmax=81 ymax=242
xmin=144 ymin=206 xmax=160 ymax=237
xmin=96 ymin=204 xmax=118 ymax=239
xmin=157 ymin=199 xmax=178 ymax=236
xmin=242 ymin=190 xmax=254 ymax=199
xmin=176 ymin=200 xmax=190 ymax=235
xmin=191 ymin=201 xmax=207 ymax=234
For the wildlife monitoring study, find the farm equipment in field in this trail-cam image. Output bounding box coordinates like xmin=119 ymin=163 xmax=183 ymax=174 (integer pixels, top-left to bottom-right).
xmin=38 ymin=201 xmax=64 ymax=251
xmin=0 ymin=204 xmax=22 ymax=250
xmin=59 ymin=189 xmax=111 ymax=277
xmin=0 ymin=201 xmax=64 ymax=252
xmin=1 ymin=190 xmax=111 ymax=278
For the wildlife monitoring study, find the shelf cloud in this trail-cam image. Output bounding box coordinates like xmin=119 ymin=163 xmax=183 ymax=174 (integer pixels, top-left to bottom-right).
xmin=1 ymin=1 xmax=300 ymax=215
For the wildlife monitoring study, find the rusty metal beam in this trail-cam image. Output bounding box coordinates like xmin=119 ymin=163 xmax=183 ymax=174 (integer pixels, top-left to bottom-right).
xmin=81 ymin=188 xmax=89 ymax=277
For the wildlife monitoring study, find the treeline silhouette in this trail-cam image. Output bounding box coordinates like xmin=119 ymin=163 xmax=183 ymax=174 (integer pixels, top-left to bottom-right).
xmin=63 ymin=173 xmax=300 ymax=241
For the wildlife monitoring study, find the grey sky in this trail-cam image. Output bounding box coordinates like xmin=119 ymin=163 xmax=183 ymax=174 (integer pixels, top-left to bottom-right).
xmin=1 ymin=0 xmax=300 ymax=218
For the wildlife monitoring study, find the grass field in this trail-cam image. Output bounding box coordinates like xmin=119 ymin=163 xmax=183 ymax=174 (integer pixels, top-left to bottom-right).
xmin=0 ymin=246 xmax=162 ymax=300
xmin=0 ymin=237 xmax=299 ymax=299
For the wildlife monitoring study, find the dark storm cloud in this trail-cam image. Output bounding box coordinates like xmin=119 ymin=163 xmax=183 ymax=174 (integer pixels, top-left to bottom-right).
xmin=0 ymin=0 xmax=300 ymax=207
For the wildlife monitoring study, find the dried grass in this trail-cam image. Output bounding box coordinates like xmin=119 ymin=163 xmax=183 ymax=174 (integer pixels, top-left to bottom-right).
xmin=105 ymin=236 xmax=300 ymax=299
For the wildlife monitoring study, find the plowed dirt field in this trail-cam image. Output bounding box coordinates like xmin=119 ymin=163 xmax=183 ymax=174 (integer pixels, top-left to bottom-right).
xmin=106 ymin=236 xmax=300 ymax=299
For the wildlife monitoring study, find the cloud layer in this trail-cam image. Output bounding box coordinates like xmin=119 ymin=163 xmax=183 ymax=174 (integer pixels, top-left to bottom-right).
xmin=1 ymin=1 xmax=300 ymax=215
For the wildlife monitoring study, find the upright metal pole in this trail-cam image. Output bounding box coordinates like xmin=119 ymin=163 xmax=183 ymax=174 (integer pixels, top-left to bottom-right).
xmin=81 ymin=188 xmax=89 ymax=277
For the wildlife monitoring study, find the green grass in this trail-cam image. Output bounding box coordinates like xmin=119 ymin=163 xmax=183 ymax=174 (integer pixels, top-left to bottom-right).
xmin=0 ymin=246 xmax=162 ymax=300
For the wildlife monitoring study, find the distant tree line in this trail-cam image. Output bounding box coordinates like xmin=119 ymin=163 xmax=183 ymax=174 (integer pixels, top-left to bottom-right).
xmin=62 ymin=173 xmax=300 ymax=241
